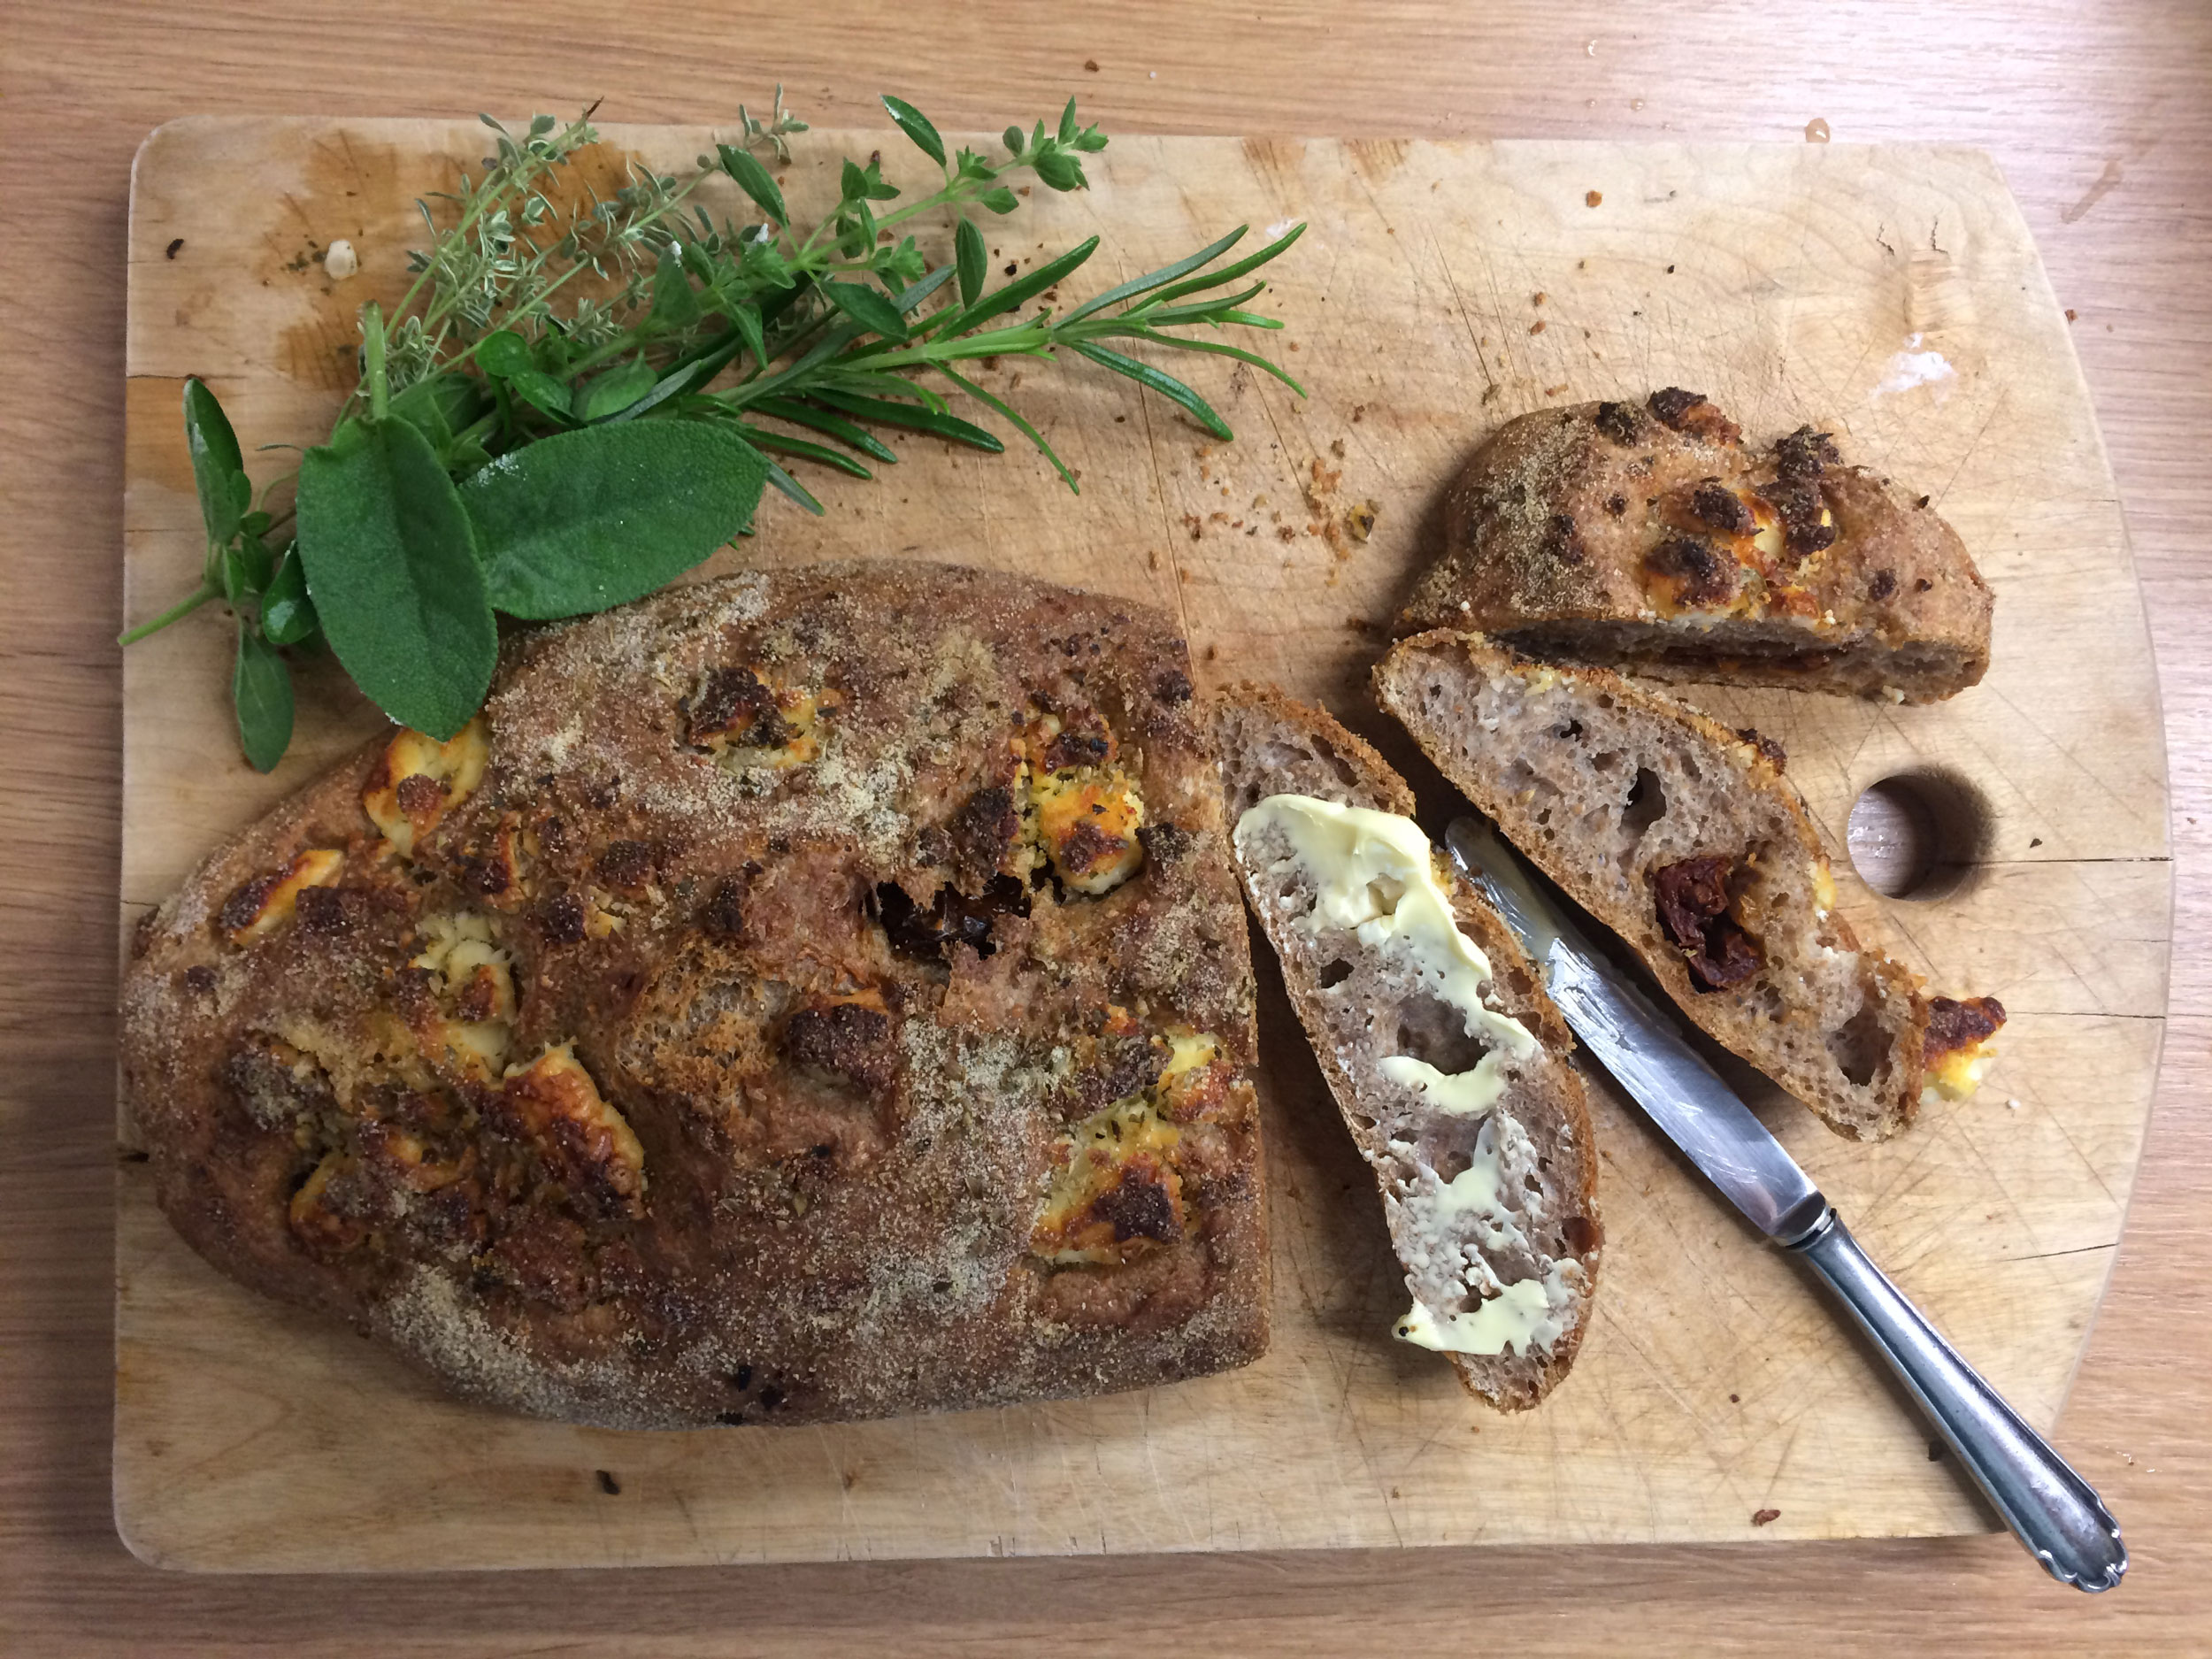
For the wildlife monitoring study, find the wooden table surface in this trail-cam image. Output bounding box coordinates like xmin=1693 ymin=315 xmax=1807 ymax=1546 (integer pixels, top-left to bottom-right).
xmin=4 ymin=1 xmax=2206 ymax=1651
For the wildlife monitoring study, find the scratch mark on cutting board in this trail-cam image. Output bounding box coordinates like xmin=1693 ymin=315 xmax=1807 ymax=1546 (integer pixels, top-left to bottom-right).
xmin=1133 ymin=388 xmax=1198 ymax=648
xmin=1428 ymin=230 xmax=1496 ymax=393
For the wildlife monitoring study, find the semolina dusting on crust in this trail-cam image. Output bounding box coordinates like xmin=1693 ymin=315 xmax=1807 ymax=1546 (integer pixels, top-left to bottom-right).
xmin=120 ymin=560 xmax=1267 ymax=1429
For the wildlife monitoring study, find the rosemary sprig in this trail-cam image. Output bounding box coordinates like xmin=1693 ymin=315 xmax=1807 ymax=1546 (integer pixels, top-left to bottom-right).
xmin=124 ymin=92 xmax=1305 ymax=769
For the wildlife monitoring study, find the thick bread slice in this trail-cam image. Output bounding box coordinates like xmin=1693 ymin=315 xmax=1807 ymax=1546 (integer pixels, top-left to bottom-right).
xmin=1377 ymin=630 xmax=2005 ymax=1141
xmin=1213 ymin=684 xmax=1601 ymax=1411
xmin=1396 ymin=390 xmax=1993 ymax=703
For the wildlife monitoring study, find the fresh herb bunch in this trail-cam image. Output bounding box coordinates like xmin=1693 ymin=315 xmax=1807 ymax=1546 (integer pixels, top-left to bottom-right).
xmin=124 ymin=93 xmax=1305 ymax=771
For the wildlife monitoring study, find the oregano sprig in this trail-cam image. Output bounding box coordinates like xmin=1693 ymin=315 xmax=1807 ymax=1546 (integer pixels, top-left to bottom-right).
xmin=122 ymin=92 xmax=1304 ymax=770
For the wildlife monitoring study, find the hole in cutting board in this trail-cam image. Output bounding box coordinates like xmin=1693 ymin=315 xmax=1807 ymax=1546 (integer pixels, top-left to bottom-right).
xmin=1846 ymin=772 xmax=1989 ymax=900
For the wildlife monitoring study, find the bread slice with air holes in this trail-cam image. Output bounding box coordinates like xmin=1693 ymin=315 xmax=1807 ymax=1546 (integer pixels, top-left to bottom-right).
xmin=1213 ymin=683 xmax=1601 ymax=1411
xmin=1374 ymin=629 xmax=2007 ymax=1141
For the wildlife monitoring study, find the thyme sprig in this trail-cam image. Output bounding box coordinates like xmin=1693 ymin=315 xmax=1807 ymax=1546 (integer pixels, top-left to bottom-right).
xmin=125 ymin=93 xmax=1305 ymax=769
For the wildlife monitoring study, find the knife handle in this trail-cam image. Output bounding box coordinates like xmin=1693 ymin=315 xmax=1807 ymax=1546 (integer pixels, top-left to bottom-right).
xmin=1788 ymin=1209 xmax=2126 ymax=1592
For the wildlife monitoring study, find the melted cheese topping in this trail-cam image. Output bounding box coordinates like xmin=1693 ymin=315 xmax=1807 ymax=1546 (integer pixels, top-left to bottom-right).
xmin=411 ymin=913 xmax=516 ymax=1077
xmin=501 ymin=1043 xmax=646 ymax=1204
xmin=227 ymin=848 xmax=345 ymax=943
xmin=364 ymin=718 xmax=489 ymax=857
xmin=1031 ymin=1095 xmax=1183 ymax=1263
xmin=1923 ymin=1041 xmax=1998 ymax=1103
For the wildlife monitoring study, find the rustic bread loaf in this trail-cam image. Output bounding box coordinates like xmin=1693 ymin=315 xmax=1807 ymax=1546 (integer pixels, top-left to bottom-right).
xmin=121 ymin=561 xmax=1268 ymax=1428
xmin=1376 ymin=629 xmax=2006 ymax=1141
xmin=1213 ymin=683 xmax=1600 ymax=1410
xmin=1397 ymin=390 xmax=1993 ymax=703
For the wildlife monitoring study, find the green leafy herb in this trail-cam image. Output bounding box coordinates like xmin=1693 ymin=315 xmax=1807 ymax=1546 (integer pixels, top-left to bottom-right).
xmin=123 ymin=90 xmax=1304 ymax=770
xmin=465 ymin=424 xmax=768 ymax=619
xmin=232 ymin=624 xmax=295 ymax=773
xmin=296 ymin=416 xmax=496 ymax=739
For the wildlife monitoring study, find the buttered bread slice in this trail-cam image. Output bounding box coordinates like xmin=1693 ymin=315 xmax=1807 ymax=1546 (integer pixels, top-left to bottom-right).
xmin=1214 ymin=685 xmax=1600 ymax=1411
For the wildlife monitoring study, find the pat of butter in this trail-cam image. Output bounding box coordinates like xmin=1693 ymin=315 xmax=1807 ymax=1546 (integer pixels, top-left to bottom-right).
xmin=1234 ymin=794 xmax=1539 ymax=1121
xmin=1395 ymin=1268 xmax=1569 ymax=1358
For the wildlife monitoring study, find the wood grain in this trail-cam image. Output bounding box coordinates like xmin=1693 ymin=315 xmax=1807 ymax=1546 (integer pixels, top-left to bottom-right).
xmin=7 ymin=0 xmax=2211 ymax=1649
xmin=112 ymin=118 xmax=2164 ymax=1571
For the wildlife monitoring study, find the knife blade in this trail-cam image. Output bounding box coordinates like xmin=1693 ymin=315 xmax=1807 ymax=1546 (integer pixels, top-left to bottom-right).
xmin=1443 ymin=816 xmax=2127 ymax=1593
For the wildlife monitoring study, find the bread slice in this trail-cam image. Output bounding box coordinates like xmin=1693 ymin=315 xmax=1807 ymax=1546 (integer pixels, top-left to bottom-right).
xmin=1213 ymin=683 xmax=1601 ymax=1410
xmin=1396 ymin=390 xmax=1993 ymax=703
xmin=121 ymin=561 xmax=1268 ymax=1428
xmin=1376 ymin=630 xmax=2006 ymax=1141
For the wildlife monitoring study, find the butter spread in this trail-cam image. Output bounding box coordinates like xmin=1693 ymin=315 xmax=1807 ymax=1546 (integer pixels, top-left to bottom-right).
xmin=1235 ymin=795 xmax=1574 ymax=1357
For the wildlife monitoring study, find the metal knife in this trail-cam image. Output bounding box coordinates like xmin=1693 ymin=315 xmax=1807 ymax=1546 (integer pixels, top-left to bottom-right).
xmin=1444 ymin=816 xmax=2126 ymax=1593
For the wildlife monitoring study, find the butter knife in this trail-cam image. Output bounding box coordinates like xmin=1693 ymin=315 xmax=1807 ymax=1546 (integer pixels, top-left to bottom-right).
xmin=1444 ymin=817 xmax=2126 ymax=1593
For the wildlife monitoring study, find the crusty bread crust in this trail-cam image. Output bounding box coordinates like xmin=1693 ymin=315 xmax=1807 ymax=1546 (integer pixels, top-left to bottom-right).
xmin=1377 ymin=630 xmax=1937 ymax=1140
xmin=1213 ymin=683 xmax=1600 ymax=1410
xmin=121 ymin=561 xmax=1267 ymax=1428
xmin=1397 ymin=392 xmax=1993 ymax=703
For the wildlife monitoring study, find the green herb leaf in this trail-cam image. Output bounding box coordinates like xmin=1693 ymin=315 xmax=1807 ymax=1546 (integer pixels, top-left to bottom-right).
xmin=1002 ymin=125 xmax=1025 ymax=157
xmin=219 ymin=537 xmax=273 ymax=603
xmin=979 ymin=186 xmax=1019 ymax=214
xmin=652 ymin=248 xmax=702 ymax=327
xmin=936 ymin=236 xmax=1100 ymax=333
xmin=462 ymin=422 xmax=768 ymax=620
xmin=730 ymin=422 xmax=874 ymax=479
xmin=1057 ymin=97 xmax=1079 ymax=144
xmin=258 ymin=547 xmax=320 ymax=646
xmin=296 ymin=415 xmax=496 ymax=739
xmin=941 ymin=365 xmax=1076 ymax=492
xmin=1070 ymin=342 xmax=1233 ymax=440
xmin=233 ymin=623 xmax=295 ymax=773
xmin=1033 ymin=149 xmax=1087 ymax=192
xmin=474 ymin=329 xmax=535 ymax=378
xmin=821 ymin=280 xmax=910 ymax=341
xmin=880 ymin=95 xmax=946 ymax=166
xmin=505 ymin=367 xmax=575 ymax=423
xmin=752 ymin=396 xmax=900 ymax=464
xmin=956 ymin=218 xmax=987 ymax=307
xmin=1146 ymin=221 xmax=1306 ymax=307
xmin=804 ymin=389 xmax=1003 ymax=451
xmin=574 ymin=357 xmax=659 ymax=422
xmin=1059 ymin=227 xmax=1247 ymax=325
xmin=184 ymin=378 xmax=248 ymax=549
xmin=718 ymin=142 xmax=787 ymax=224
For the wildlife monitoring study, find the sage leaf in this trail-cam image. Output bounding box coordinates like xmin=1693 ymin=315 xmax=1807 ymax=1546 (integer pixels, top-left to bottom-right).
xmin=184 ymin=378 xmax=248 ymax=549
xmin=462 ymin=422 xmax=768 ymax=620
xmin=956 ymin=217 xmax=986 ymax=307
xmin=717 ymin=143 xmax=787 ymax=225
xmin=233 ymin=623 xmax=295 ymax=773
xmin=296 ymin=415 xmax=496 ymax=739
xmin=259 ymin=547 xmax=320 ymax=646
xmin=822 ymin=279 xmax=910 ymax=341
xmin=880 ymin=95 xmax=946 ymax=166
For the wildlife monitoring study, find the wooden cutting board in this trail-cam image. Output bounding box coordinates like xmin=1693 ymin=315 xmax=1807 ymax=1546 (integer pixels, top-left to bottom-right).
xmin=116 ymin=117 xmax=2169 ymax=1571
